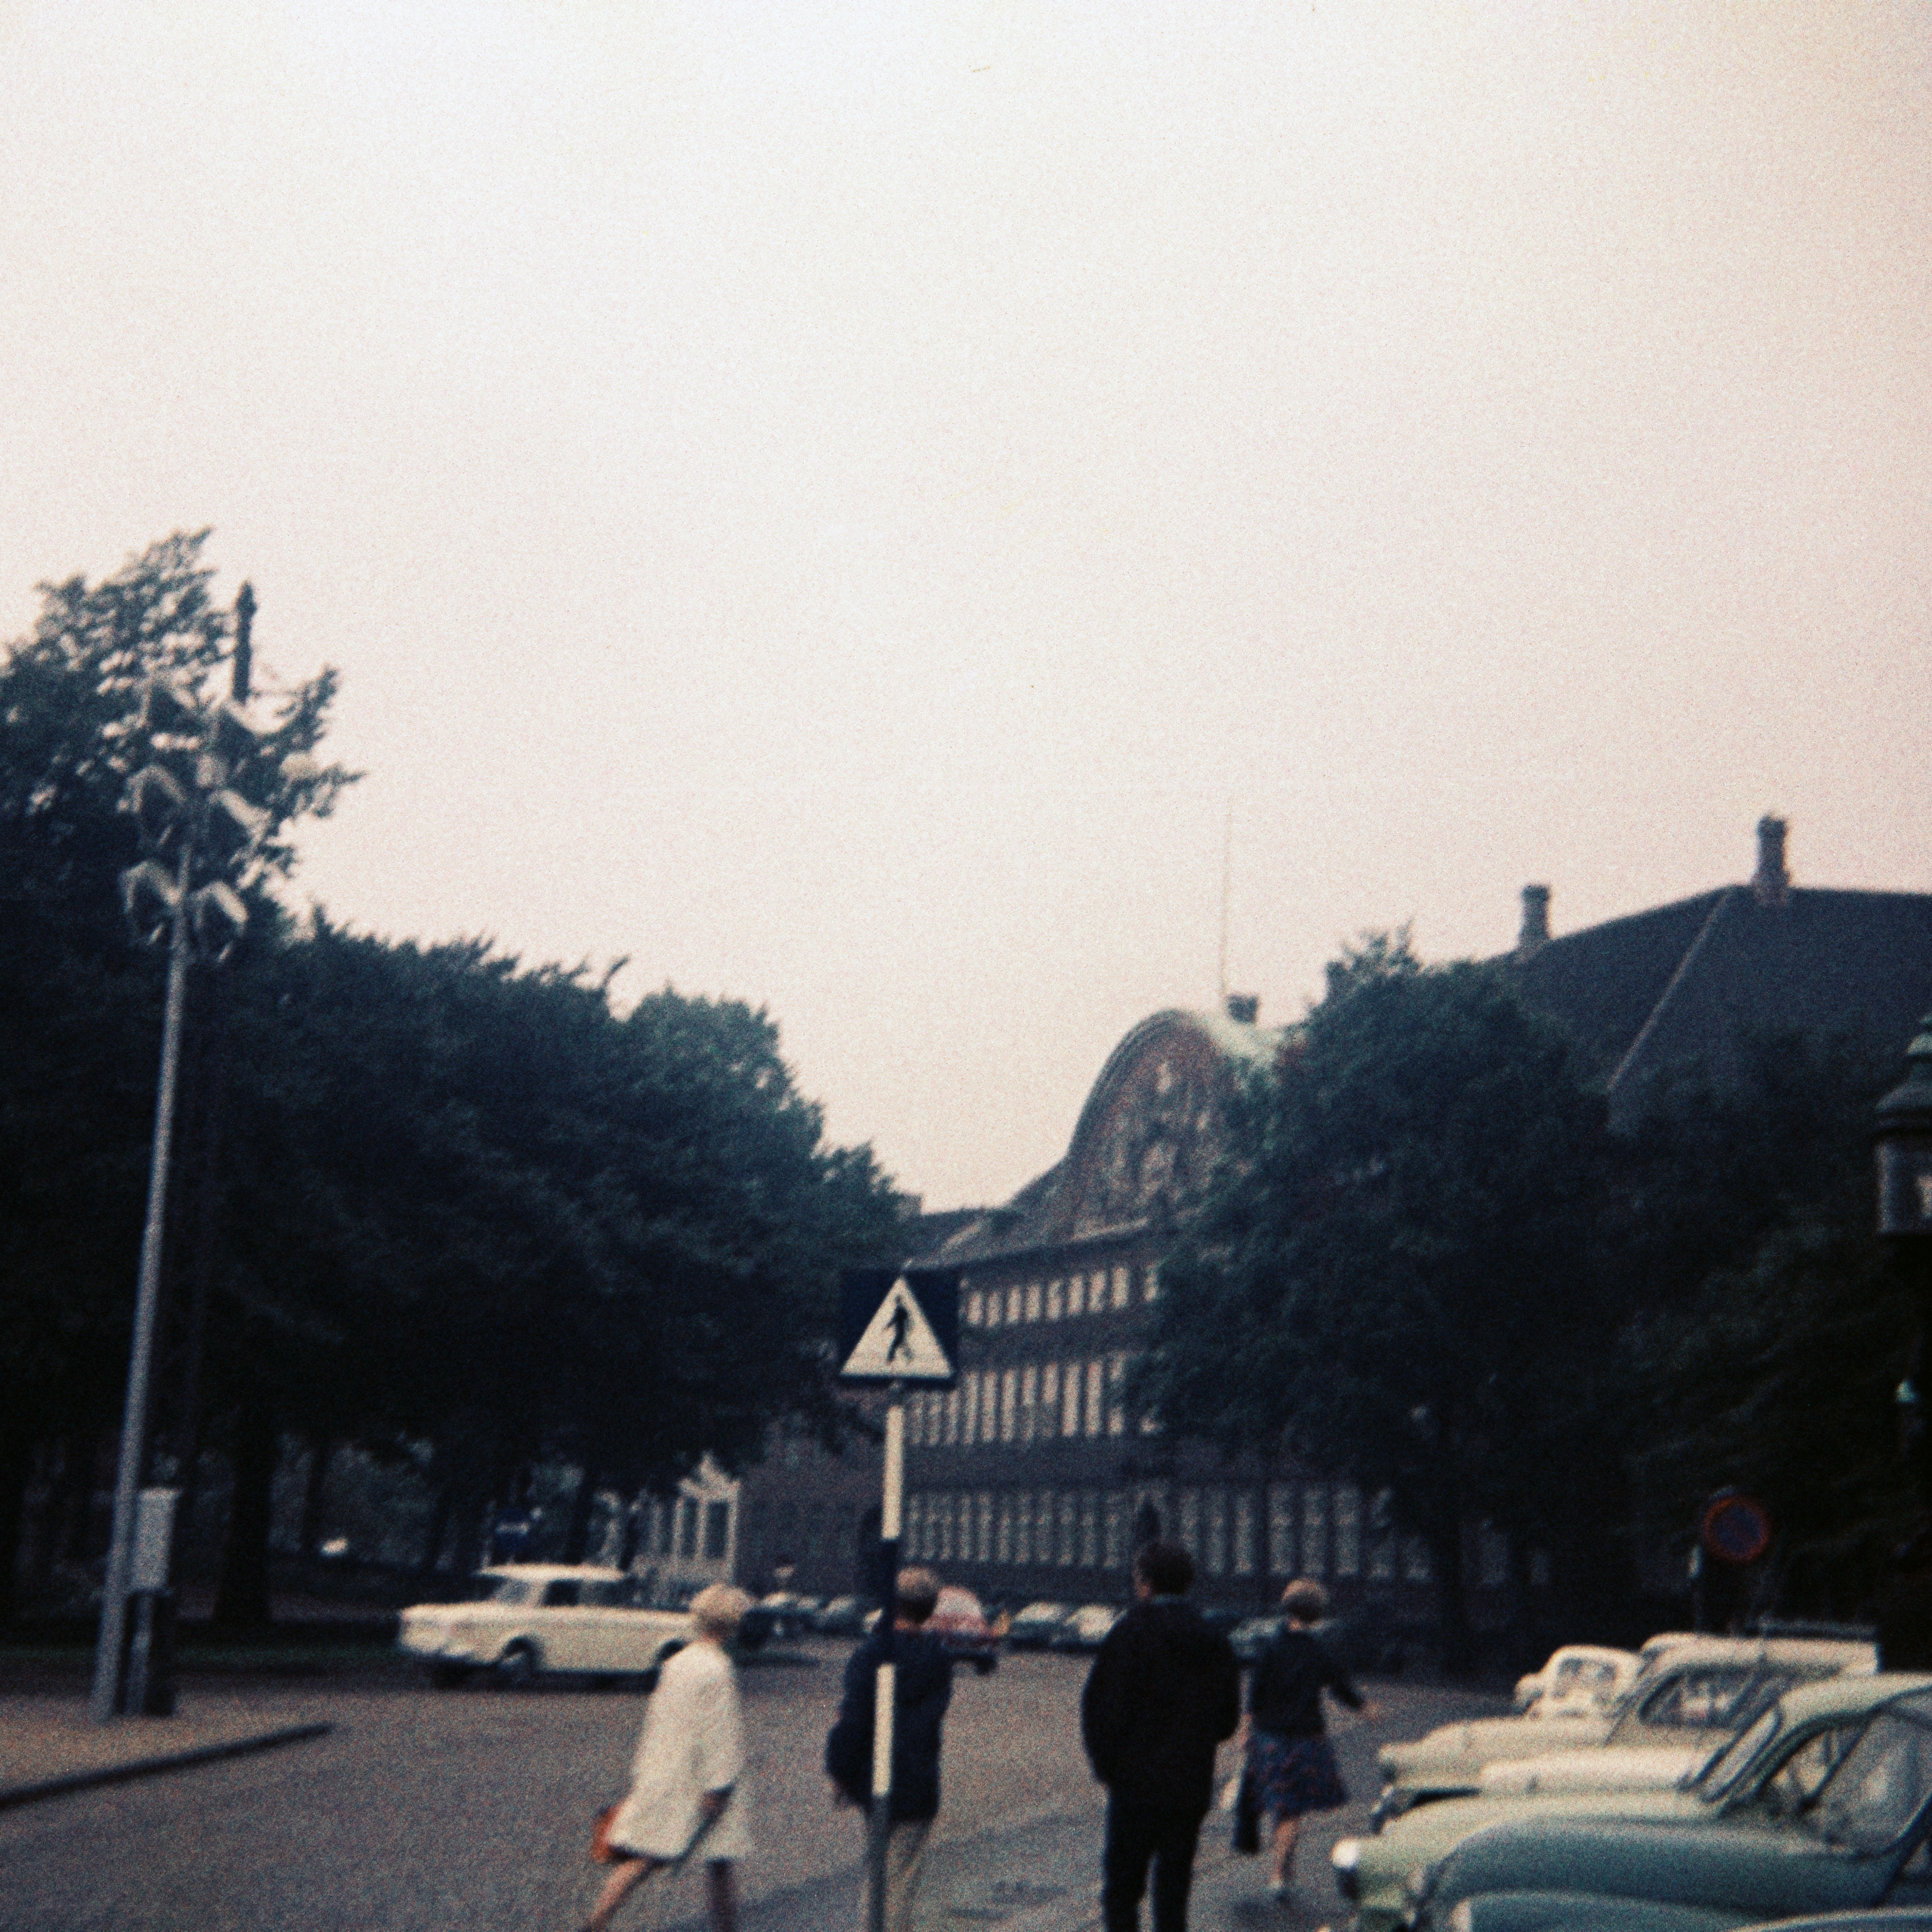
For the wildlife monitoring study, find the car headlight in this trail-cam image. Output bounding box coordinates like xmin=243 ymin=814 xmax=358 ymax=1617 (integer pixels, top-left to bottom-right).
xmin=1330 ymin=1838 xmax=1361 ymax=1902
xmin=1446 ymin=1904 xmax=1473 ymax=1932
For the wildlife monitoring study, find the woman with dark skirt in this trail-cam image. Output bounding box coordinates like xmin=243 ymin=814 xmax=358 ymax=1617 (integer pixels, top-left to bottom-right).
xmin=1240 ymin=1579 xmax=1380 ymax=1901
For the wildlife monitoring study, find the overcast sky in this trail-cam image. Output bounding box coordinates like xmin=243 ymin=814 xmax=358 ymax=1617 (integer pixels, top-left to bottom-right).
xmin=5 ymin=3 xmax=1928 ymax=1211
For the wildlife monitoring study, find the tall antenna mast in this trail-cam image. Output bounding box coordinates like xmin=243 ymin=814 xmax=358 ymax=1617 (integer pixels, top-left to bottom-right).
xmin=1217 ymin=799 xmax=1232 ymax=1004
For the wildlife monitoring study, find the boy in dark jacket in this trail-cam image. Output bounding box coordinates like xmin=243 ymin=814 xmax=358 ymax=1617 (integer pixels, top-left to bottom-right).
xmin=826 ymin=1567 xmax=952 ymax=1932
xmin=1081 ymin=1543 xmax=1240 ymax=1932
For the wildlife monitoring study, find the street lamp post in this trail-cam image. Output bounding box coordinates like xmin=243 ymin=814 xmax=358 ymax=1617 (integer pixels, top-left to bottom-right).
xmin=87 ymin=671 xmax=268 ymax=1723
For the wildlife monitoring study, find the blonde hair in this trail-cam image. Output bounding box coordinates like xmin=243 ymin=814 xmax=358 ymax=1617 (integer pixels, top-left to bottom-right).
xmin=690 ymin=1584 xmax=752 ymax=1637
xmin=1280 ymin=1578 xmax=1327 ymax=1623
xmin=895 ymin=1567 xmax=941 ymax=1622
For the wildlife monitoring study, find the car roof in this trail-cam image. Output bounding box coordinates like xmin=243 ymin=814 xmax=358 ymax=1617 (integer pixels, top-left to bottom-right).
xmin=1753 ymin=1670 xmax=1932 ymax=1727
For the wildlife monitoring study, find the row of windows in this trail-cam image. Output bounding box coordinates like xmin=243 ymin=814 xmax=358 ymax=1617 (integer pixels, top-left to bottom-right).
xmin=905 ymin=1481 xmax=1441 ymax=1584
xmin=638 ymin=1495 xmax=732 ymax=1563
xmin=965 ymin=1264 xmax=1156 ymax=1329
xmin=907 ymin=1356 xmax=1130 ymax=1448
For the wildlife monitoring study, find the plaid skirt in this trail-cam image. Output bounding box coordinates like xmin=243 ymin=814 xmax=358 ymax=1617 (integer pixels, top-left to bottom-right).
xmin=1248 ymin=1730 xmax=1350 ymax=1819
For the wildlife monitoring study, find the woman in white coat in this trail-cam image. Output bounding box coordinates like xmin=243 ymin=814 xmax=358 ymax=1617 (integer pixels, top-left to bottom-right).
xmin=582 ymin=1584 xmax=752 ymax=1932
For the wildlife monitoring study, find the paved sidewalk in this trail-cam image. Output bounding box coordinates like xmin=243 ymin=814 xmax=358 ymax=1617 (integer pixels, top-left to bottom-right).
xmin=0 ymin=1691 xmax=333 ymax=1810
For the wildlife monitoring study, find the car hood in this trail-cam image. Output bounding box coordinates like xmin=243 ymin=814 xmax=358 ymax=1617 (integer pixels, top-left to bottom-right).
xmin=1383 ymin=1716 xmax=1613 ymax=1778
xmin=1356 ymin=1792 xmax=1703 ymax=1899
xmin=1431 ymin=1816 xmax=1888 ymax=1922
xmin=1480 ymin=1748 xmax=1705 ymax=1796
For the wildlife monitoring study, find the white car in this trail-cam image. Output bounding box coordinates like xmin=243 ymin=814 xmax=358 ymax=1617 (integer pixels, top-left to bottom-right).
xmin=398 ymin=1565 xmax=695 ymax=1689
xmin=1512 ymin=1644 xmax=1642 ymax=1718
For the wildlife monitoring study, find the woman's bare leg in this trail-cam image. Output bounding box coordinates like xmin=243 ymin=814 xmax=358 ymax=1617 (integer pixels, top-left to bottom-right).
xmin=584 ymin=1855 xmax=658 ymax=1930
xmin=705 ymin=1859 xmax=738 ymax=1932
xmin=1269 ymin=1814 xmax=1301 ymax=1886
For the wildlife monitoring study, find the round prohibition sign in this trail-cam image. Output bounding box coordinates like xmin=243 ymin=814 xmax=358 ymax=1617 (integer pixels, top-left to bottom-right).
xmin=1700 ymin=1492 xmax=1773 ymax=1567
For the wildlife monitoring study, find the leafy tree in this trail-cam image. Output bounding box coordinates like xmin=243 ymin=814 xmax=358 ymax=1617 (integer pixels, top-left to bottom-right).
xmin=1139 ymin=934 xmax=1620 ymax=1670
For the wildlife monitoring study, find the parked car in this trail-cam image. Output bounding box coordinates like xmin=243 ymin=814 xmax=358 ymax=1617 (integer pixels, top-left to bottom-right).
xmin=1007 ymin=1602 xmax=1075 ymax=1650
xmin=1335 ymin=1672 xmax=1928 ymax=1932
xmin=754 ymin=1592 xmax=819 ymax=1641
xmin=397 ymin=1565 xmax=694 ymax=1690
xmin=814 ymin=1595 xmax=869 ymax=1637
xmin=1052 ymin=1603 xmax=1127 ymax=1653
xmin=929 ymin=1585 xmax=1001 ymax=1674
xmin=1407 ymin=1682 xmax=1932 ymax=1932
xmin=1374 ymin=1636 xmax=1877 ymax=1825
xmin=1515 ymin=1646 xmax=1643 ymax=1718
xmin=1230 ymin=1614 xmax=1284 ymax=1665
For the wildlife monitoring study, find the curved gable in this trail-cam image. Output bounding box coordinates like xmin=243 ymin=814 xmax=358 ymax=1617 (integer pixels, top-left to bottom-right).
xmin=1048 ymin=1008 xmax=1278 ymax=1243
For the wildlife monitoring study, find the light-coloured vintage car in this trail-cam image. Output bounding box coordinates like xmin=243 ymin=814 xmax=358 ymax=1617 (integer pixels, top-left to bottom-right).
xmin=1373 ymin=1636 xmax=1877 ymax=1826
xmin=1514 ymin=1647 xmax=1643 ymax=1718
xmin=397 ymin=1565 xmax=695 ymax=1688
xmin=1335 ymin=1672 xmax=1928 ymax=1932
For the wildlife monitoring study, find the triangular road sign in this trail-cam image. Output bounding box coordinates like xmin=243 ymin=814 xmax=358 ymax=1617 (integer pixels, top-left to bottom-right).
xmin=841 ymin=1275 xmax=954 ymax=1383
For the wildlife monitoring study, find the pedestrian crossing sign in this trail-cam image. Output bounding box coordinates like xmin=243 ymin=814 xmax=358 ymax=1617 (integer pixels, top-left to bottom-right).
xmin=839 ymin=1269 xmax=959 ymax=1385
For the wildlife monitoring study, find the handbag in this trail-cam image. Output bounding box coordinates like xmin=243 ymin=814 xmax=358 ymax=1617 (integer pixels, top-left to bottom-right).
xmin=1232 ymin=1768 xmax=1261 ymax=1856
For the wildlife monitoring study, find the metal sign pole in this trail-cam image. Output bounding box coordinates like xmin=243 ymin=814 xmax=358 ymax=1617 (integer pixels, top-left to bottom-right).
xmin=868 ymin=1379 xmax=904 ymax=1932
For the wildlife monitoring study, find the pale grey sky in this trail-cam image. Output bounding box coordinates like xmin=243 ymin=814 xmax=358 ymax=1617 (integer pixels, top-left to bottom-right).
xmin=5 ymin=3 xmax=1928 ymax=1210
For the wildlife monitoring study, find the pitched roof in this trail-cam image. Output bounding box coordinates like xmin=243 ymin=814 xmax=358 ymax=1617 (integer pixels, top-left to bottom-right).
xmin=1510 ymin=885 xmax=1932 ymax=1126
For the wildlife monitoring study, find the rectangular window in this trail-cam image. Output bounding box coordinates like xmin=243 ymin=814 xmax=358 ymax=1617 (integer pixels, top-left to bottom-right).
xmin=945 ymin=1389 xmax=960 ymax=1446
xmin=981 ymin=1370 xmax=998 ymax=1441
xmin=1334 ymin=1485 xmax=1361 ymax=1577
xmin=1014 ymin=1493 xmax=1032 ymax=1567
xmin=984 ymin=1288 xmax=1001 ymax=1329
xmin=1107 ymin=1352 xmax=1126 ymax=1436
xmin=966 ymin=1289 xmax=983 ymax=1327
xmin=1084 ymin=1360 xmax=1104 ymax=1437
xmin=1046 ymin=1278 xmax=1064 ymax=1320
xmin=932 ymin=1495 xmax=949 ymax=1563
xmin=1062 ymin=1361 xmax=1081 ymax=1436
xmin=1025 ymin=1280 xmax=1042 ymax=1322
xmin=1059 ymin=1493 xmax=1077 ymax=1566
xmin=1301 ymin=1486 xmax=1329 ymax=1577
xmin=1020 ymin=1363 xmax=1038 ymax=1442
xmin=1006 ymin=1286 xmax=1022 ymax=1324
xmin=977 ymin=1492 xmax=993 ymax=1563
xmin=1233 ymin=1491 xmax=1256 ymax=1576
xmin=703 ymin=1500 xmax=731 ymax=1561
xmin=1104 ymin=1492 xmax=1127 ymax=1570
xmin=1267 ymin=1486 xmax=1296 ymax=1576
xmin=1178 ymin=1488 xmax=1201 ymax=1559
xmin=1081 ymin=1491 xmax=1100 ymax=1568
xmin=1001 ymin=1368 xmax=1018 ymax=1442
xmin=1112 ymin=1265 xmax=1130 ymax=1308
xmin=1040 ymin=1359 xmax=1059 ymax=1426
xmin=1480 ymin=1524 xmax=1509 ymax=1590
xmin=1404 ymin=1535 xmax=1431 ymax=1583
xmin=1205 ymin=1489 xmax=1228 ymax=1577
xmin=963 ymin=1373 xmax=978 ymax=1447
xmin=996 ymin=1494 xmax=1013 ymax=1564
xmin=905 ymin=1493 xmax=924 ymax=1560
xmin=1068 ymin=1273 xmax=1085 ymax=1317
xmin=1144 ymin=1263 xmax=1160 ymax=1302
xmin=1369 ymin=1491 xmax=1396 ymax=1581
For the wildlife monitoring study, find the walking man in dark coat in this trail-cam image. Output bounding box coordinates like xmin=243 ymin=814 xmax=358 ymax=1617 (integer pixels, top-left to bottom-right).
xmin=1081 ymin=1542 xmax=1241 ymax=1932
xmin=825 ymin=1566 xmax=954 ymax=1932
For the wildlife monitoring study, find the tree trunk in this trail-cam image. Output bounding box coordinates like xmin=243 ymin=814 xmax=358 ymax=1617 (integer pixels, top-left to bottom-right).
xmin=418 ymin=1479 xmax=455 ymax=1577
xmin=213 ymin=1398 xmax=279 ymax=1630
xmin=297 ymin=1439 xmax=334 ymax=1558
xmin=0 ymin=1427 xmax=36 ymax=1624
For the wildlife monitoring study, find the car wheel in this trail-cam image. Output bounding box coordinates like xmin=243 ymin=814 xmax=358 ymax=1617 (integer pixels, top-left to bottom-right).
xmin=973 ymin=1654 xmax=996 ymax=1676
xmin=494 ymin=1641 xmax=540 ymax=1690
xmin=425 ymin=1661 xmax=471 ymax=1690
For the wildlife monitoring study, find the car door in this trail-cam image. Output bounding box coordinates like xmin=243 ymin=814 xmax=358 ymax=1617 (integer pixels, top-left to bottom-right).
xmin=538 ymin=1577 xmax=591 ymax=1670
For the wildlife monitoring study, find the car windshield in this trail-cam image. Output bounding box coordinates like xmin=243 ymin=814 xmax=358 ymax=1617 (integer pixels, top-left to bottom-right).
xmin=1807 ymin=1712 xmax=1932 ymax=1852
xmin=1695 ymin=1706 xmax=1780 ymax=1800
xmin=1019 ymin=1603 xmax=1067 ymax=1621
xmin=485 ymin=1577 xmax=537 ymax=1606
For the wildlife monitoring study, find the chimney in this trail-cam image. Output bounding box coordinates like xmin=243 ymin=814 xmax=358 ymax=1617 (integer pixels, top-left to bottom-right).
xmin=1517 ymin=884 xmax=1551 ymax=959
xmin=1753 ymin=815 xmax=1790 ymax=906
xmin=1225 ymin=993 xmax=1260 ymax=1025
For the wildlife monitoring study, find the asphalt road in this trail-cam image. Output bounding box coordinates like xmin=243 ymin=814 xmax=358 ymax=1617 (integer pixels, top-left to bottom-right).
xmin=0 ymin=1642 xmax=1498 ymax=1931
